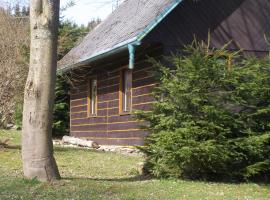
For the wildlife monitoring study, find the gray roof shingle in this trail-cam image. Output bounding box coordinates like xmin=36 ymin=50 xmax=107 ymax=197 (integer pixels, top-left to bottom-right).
xmin=59 ymin=0 xmax=182 ymax=71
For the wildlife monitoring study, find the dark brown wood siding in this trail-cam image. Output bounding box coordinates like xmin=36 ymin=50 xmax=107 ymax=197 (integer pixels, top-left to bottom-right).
xmin=145 ymin=0 xmax=270 ymax=57
xmin=69 ymin=0 xmax=270 ymax=146
xmin=69 ymin=60 xmax=157 ymax=146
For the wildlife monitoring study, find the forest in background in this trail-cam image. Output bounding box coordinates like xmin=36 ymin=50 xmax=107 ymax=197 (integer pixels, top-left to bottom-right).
xmin=0 ymin=3 xmax=101 ymax=135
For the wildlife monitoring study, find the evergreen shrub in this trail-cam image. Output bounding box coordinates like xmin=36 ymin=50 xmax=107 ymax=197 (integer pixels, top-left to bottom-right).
xmin=137 ymin=42 xmax=270 ymax=182
xmin=52 ymin=77 xmax=69 ymax=136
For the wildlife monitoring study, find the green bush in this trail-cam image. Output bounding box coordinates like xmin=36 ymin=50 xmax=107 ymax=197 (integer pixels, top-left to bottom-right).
xmin=14 ymin=103 xmax=23 ymax=130
xmin=137 ymin=42 xmax=270 ymax=182
xmin=52 ymin=77 xmax=69 ymax=136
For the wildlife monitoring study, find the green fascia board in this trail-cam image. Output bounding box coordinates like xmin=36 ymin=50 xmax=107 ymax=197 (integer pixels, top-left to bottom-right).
xmin=59 ymin=0 xmax=183 ymax=73
xmin=136 ymin=0 xmax=183 ymax=41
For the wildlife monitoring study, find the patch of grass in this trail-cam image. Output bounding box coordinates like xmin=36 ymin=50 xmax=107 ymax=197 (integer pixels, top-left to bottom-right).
xmin=1 ymin=130 xmax=270 ymax=200
xmin=0 ymin=129 xmax=21 ymax=146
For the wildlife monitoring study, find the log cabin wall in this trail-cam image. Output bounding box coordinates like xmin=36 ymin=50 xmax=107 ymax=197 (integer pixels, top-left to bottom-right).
xmin=69 ymin=0 xmax=270 ymax=146
xmin=69 ymin=55 xmax=158 ymax=146
xmin=145 ymin=0 xmax=270 ymax=57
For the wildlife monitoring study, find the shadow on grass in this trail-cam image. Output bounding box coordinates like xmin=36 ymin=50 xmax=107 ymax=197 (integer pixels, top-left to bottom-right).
xmin=54 ymin=146 xmax=107 ymax=154
xmin=54 ymin=147 xmax=137 ymax=157
xmin=2 ymin=145 xmax=21 ymax=150
xmin=170 ymin=176 xmax=270 ymax=186
xmin=1 ymin=144 xmax=102 ymax=154
xmin=65 ymin=175 xmax=150 ymax=183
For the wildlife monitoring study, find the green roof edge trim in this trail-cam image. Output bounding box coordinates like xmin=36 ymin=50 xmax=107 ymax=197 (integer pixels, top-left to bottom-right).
xmin=136 ymin=0 xmax=183 ymax=42
xmin=59 ymin=0 xmax=183 ymax=74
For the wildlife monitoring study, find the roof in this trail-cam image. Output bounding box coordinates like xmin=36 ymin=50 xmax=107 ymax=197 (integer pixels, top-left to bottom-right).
xmin=58 ymin=0 xmax=183 ymax=72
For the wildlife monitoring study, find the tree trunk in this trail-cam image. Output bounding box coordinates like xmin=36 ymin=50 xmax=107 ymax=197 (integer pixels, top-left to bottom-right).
xmin=22 ymin=0 xmax=60 ymax=182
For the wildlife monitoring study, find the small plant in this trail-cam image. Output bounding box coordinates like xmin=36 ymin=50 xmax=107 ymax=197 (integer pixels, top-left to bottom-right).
xmin=137 ymin=41 xmax=270 ymax=182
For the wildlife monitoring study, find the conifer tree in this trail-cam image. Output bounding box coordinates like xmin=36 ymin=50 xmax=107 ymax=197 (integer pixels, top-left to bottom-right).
xmin=138 ymin=42 xmax=270 ymax=182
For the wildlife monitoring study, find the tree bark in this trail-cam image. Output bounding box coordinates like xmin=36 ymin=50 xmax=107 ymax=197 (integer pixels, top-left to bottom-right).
xmin=22 ymin=0 xmax=60 ymax=182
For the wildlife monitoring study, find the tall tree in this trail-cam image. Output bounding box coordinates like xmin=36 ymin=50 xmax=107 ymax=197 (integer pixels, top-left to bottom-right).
xmin=14 ymin=3 xmax=21 ymax=16
xmin=22 ymin=0 xmax=60 ymax=182
xmin=53 ymin=19 xmax=101 ymax=136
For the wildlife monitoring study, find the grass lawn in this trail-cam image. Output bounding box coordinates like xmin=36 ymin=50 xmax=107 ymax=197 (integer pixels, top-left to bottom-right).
xmin=0 ymin=130 xmax=269 ymax=200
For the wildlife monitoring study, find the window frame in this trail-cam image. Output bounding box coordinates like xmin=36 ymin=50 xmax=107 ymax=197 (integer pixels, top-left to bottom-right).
xmin=87 ymin=76 xmax=98 ymax=117
xmin=119 ymin=68 xmax=132 ymax=115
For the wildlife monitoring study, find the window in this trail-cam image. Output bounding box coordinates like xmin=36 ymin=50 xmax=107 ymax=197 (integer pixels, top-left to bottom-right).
xmin=88 ymin=77 xmax=97 ymax=117
xmin=120 ymin=69 xmax=132 ymax=114
xmin=208 ymin=53 xmax=234 ymax=72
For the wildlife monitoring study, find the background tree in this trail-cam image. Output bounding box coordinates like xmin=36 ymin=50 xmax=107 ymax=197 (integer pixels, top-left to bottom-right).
xmin=22 ymin=0 xmax=60 ymax=181
xmin=87 ymin=18 xmax=101 ymax=31
xmin=0 ymin=1 xmax=100 ymax=134
xmin=0 ymin=10 xmax=29 ymax=128
xmin=53 ymin=19 xmax=100 ymax=136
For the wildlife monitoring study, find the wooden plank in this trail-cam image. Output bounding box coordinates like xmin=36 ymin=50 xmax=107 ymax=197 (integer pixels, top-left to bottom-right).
xmin=71 ymin=130 xmax=149 ymax=139
xmin=98 ymin=84 xmax=119 ymax=94
xmin=132 ymin=83 xmax=157 ymax=96
xmin=70 ymin=112 xmax=87 ymax=119
xmin=71 ymin=117 xmax=107 ymax=125
xmin=70 ymin=92 xmax=87 ymax=100
xmin=133 ymin=102 xmax=153 ymax=111
xmin=133 ymin=76 xmax=156 ymax=88
xmin=70 ymin=105 xmax=87 ymax=113
xmin=81 ymin=138 xmax=145 ymax=146
xmin=133 ymin=94 xmax=155 ymax=105
xmin=97 ymin=92 xmax=118 ymax=102
xmin=71 ymin=128 xmax=144 ymax=133
xmin=70 ymin=99 xmax=87 ymax=107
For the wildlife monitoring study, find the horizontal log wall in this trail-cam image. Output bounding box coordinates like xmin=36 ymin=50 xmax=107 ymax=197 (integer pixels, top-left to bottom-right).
xmin=69 ymin=60 xmax=157 ymax=146
xmin=145 ymin=0 xmax=270 ymax=57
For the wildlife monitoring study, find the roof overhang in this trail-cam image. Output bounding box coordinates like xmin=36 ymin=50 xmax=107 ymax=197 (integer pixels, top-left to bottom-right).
xmin=58 ymin=0 xmax=183 ymax=74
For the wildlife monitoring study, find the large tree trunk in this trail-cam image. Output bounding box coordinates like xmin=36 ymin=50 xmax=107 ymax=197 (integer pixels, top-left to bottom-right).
xmin=22 ymin=0 xmax=60 ymax=182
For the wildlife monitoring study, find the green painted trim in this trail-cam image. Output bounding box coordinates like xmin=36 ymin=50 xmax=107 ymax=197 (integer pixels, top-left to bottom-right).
xmin=136 ymin=0 xmax=183 ymax=41
xmin=59 ymin=38 xmax=139 ymax=74
xmin=59 ymin=0 xmax=183 ymax=73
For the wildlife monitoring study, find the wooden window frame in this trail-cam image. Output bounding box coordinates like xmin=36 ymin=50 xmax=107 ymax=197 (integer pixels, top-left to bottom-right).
xmin=87 ymin=76 xmax=98 ymax=117
xmin=208 ymin=53 xmax=234 ymax=71
xmin=119 ymin=68 xmax=132 ymax=115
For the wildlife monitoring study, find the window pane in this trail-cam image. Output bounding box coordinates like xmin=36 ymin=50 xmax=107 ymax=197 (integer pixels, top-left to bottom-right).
xmin=122 ymin=69 xmax=132 ymax=112
xmin=89 ymin=78 xmax=97 ymax=115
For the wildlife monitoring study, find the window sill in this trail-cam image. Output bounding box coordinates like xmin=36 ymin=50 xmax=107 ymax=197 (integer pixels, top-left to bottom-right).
xmin=88 ymin=114 xmax=98 ymax=118
xmin=119 ymin=112 xmax=131 ymax=116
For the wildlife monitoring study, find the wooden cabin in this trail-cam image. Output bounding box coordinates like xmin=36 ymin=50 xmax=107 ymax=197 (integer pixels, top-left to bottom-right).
xmin=58 ymin=0 xmax=270 ymax=146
